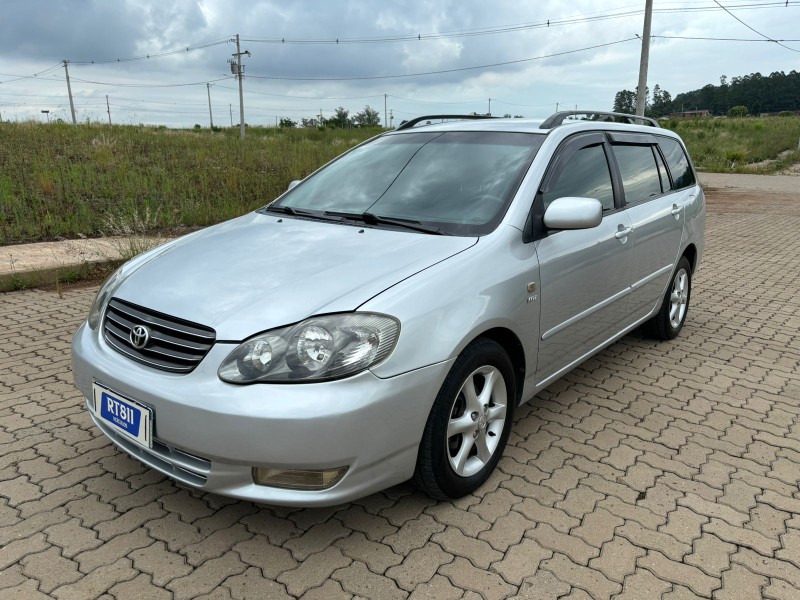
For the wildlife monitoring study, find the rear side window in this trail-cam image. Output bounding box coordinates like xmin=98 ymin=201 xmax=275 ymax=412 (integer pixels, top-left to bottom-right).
xmin=542 ymin=144 xmax=614 ymax=211
xmin=612 ymin=145 xmax=662 ymax=204
xmin=658 ymin=137 xmax=696 ymax=190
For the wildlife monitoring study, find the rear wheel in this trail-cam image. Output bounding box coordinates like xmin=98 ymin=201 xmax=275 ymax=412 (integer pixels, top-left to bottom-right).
xmin=645 ymin=256 xmax=692 ymax=340
xmin=414 ymin=338 xmax=515 ymax=500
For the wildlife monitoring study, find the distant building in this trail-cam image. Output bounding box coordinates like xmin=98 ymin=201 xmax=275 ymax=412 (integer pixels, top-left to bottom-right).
xmin=669 ymin=110 xmax=712 ymax=120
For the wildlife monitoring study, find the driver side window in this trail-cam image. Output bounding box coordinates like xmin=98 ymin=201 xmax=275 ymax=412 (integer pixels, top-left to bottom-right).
xmin=542 ymin=144 xmax=615 ymax=212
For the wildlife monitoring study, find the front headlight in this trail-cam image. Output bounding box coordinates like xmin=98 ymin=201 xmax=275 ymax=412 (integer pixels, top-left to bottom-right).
xmin=218 ymin=313 xmax=399 ymax=383
xmin=87 ymin=267 xmax=124 ymax=329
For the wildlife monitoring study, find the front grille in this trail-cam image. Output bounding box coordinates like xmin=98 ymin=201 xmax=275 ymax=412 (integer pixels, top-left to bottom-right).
xmin=103 ymin=298 xmax=216 ymax=374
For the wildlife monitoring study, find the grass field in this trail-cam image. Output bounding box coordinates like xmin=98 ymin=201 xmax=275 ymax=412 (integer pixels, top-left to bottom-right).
xmin=1 ymin=117 xmax=798 ymax=245
xmin=0 ymin=123 xmax=377 ymax=245
xmin=663 ymin=116 xmax=800 ymax=173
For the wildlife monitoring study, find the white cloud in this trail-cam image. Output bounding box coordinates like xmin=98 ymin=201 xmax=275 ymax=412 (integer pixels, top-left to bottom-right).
xmin=0 ymin=0 xmax=798 ymax=126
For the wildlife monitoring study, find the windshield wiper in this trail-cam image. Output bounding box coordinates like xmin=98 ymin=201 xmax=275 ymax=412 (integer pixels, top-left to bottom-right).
xmin=265 ymin=205 xmax=317 ymax=217
xmin=324 ymin=211 xmax=448 ymax=235
xmin=265 ymin=205 xmax=343 ymax=222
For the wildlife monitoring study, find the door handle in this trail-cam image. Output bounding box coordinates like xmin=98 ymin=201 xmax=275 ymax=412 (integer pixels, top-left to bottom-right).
xmin=671 ymin=204 xmax=684 ymax=216
xmin=614 ymin=227 xmax=633 ymax=240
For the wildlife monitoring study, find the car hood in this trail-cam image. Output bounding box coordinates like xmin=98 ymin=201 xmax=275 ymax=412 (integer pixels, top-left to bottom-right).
xmin=114 ymin=212 xmax=478 ymax=340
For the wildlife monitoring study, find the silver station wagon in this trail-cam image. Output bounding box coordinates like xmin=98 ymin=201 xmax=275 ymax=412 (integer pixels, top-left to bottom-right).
xmin=72 ymin=111 xmax=705 ymax=506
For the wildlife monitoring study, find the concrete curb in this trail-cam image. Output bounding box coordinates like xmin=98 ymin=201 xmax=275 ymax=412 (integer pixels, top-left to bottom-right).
xmin=0 ymin=237 xmax=169 ymax=292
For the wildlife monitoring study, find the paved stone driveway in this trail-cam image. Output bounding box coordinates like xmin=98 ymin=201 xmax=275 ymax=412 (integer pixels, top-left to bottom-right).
xmin=2 ymin=187 xmax=799 ymax=600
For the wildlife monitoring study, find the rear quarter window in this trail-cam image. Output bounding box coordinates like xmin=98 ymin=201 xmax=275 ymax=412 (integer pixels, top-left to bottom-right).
xmin=658 ymin=137 xmax=696 ymax=190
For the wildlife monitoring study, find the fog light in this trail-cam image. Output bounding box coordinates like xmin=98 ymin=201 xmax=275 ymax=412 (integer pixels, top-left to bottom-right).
xmin=252 ymin=466 xmax=348 ymax=490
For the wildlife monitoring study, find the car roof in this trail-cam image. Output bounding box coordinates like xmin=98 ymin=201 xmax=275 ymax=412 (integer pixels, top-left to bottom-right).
xmin=387 ymin=112 xmax=683 ymax=140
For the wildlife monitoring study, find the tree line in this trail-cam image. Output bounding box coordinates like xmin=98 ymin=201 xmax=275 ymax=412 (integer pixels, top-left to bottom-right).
xmin=279 ymin=105 xmax=382 ymax=129
xmin=613 ymin=70 xmax=800 ymax=117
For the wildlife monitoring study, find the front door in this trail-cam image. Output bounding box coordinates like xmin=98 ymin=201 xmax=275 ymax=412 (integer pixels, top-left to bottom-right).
xmin=533 ymin=134 xmax=633 ymax=384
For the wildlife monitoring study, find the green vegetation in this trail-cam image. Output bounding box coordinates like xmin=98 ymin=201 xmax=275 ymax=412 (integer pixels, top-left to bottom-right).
xmin=0 ymin=122 xmax=377 ymax=245
xmin=662 ymin=116 xmax=800 ymax=173
xmin=1 ymin=117 xmax=798 ymax=245
xmin=614 ymin=71 xmax=800 ymax=118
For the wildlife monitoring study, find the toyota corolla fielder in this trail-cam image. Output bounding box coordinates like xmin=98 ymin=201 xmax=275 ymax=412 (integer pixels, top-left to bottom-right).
xmin=72 ymin=111 xmax=705 ymax=506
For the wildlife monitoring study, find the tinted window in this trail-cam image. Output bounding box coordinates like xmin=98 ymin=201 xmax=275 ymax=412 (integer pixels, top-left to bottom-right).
xmin=658 ymin=137 xmax=696 ymax=189
xmin=612 ymin=145 xmax=662 ymax=204
xmin=542 ymin=144 xmax=614 ymax=211
xmin=653 ymin=146 xmax=670 ymax=191
xmin=277 ymin=131 xmax=544 ymax=236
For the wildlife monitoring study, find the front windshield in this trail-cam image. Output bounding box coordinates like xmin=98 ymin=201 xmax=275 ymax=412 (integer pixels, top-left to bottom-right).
xmin=272 ymin=131 xmax=544 ymax=236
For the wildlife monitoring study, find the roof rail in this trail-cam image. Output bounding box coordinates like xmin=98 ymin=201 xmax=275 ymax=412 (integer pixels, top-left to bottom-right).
xmin=540 ymin=111 xmax=659 ymax=129
xmin=395 ymin=114 xmax=497 ymax=131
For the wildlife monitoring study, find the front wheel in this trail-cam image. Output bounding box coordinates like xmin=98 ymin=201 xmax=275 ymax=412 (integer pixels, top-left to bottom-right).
xmin=645 ymin=256 xmax=692 ymax=340
xmin=414 ymin=338 xmax=516 ymax=500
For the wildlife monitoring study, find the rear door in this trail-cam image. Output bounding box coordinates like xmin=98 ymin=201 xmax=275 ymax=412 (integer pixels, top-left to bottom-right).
xmin=609 ymin=134 xmax=685 ymax=322
xmin=533 ymin=133 xmax=634 ymax=384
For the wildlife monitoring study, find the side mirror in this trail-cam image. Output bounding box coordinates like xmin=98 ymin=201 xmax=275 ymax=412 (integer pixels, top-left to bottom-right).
xmin=543 ymin=197 xmax=603 ymax=230
xmin=287 ymin=180 xmax=302 ymax=191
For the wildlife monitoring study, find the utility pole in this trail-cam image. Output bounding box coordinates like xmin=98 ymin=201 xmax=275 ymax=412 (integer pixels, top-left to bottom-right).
xmin=63 ymin=60 xmax=77 ymax=125
xmin=229 ymin=104 xmax=233 ymax=127
xmin=635 ymin=0 xmax=654 ymax=117
xmin=106 ymin=95 xmax=112 ymax=125
xmin=488 ymin=98 xmax=491 ymax=115
xmin=384 ymin=93 xmax=387 ymax=128
xmin=206 ymin=83 xmax=214 ymax=129
xmin=229 ymin=34 xmax=250 ymax=139
xmin=556 ymin=102 xmax=559 ymax=112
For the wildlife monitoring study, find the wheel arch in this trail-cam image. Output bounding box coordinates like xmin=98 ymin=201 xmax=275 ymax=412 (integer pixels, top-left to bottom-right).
xmin=471 ymin=327 xmax=526 ymax=406
xmin=682 ymin=243 xmax=698 ymax=273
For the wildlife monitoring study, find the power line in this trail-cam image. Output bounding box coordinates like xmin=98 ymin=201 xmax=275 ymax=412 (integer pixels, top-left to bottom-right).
xmin=67 ymin=38 xmax=232 ymax=65
xmin=653 ymin=34 xmax=800 ymax=41
xmin=214 ymin=83 xmax=385 ymax=101
xmin=246 ymin=38 xmax=639 ymax=81
xmin=239 ymin=2 xmax=798 ymax=45
xmin=388 ymin=94 xmax=485 ymax=105
xmin=61 ymin=75 xmax=231 ymax=88
xmin=0 ymin=63 xmax=63 ymax=84
xmin=711 ymin=0 xmax=800 ymax=51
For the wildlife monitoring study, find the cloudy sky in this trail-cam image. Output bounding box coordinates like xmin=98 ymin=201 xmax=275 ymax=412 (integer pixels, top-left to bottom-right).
xmin=1 ymin=0 xmax=798 ymax=127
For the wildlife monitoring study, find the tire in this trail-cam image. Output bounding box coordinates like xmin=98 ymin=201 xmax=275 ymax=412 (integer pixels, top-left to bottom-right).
xmin=645 ymin=256 xmax=692 ymax=341
xmin=414 ymin=338 xmax=516 ymax=500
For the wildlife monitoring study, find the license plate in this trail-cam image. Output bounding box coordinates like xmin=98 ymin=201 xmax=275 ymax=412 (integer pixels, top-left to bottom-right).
xmin=92 ymin=382 xmax=153 ymax=449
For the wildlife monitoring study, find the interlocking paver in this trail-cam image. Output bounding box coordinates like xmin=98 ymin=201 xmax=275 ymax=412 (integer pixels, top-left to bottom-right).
xmin=167 ymin=551 xmax=248 ymax=600
xmin=51 ymin=557 xmax=138 ymax=600
xmin=233 ymin=534 xmax=299 ymax=579
xmin=589 ymin=537 xmax=645 ymax=584
xmin=509 ymin=569 xmax=570 ymax=600
xmin=3 ymin=185 xmax=800 ymax=598
xmin=333 ymin=560 xmax=407 ymax=600
xmin=129 ymin=540 xmax=193 ymax=586
xmin=491 ymin=538 xmax=551 ymax=585
xmin=615 ymin=567 xmax=671 ymax=600
xmin=384 ymin=542 xmax=452 ymax=591
xmin=277 ymin=546 xmax=352 ymax=597
xmin=440 ymin=556 xmax=516 ymax=600
xmin=223 ymin=567 xmax=292 ymax=600
xmin=638 ymin=550 xmax=720 ymax=597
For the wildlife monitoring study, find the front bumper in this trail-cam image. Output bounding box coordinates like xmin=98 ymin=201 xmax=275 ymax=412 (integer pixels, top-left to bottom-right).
xmin=71 ymin=321 xmax=452 ymax=506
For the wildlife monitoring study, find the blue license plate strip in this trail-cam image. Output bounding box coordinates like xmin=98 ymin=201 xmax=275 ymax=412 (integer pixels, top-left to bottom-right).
xmin=91 ymin=382 xmax=153 ymax=449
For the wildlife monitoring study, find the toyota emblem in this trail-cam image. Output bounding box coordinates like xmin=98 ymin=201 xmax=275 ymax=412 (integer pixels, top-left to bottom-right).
xmin=130 ymin=325 xmax=151 ymax=349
